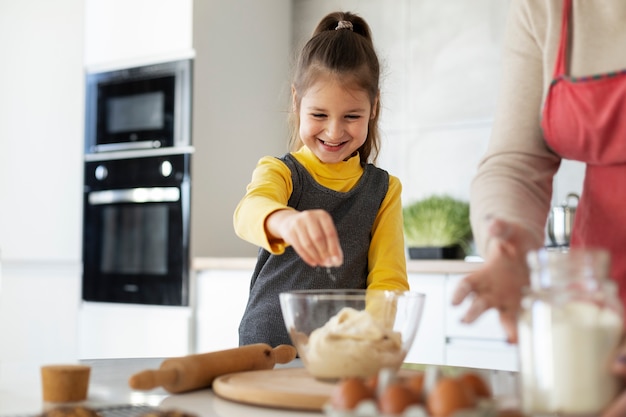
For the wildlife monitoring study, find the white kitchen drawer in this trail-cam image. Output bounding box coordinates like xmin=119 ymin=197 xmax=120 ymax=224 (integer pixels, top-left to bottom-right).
xmin=446 ymin=337 xmax=519 ymax=372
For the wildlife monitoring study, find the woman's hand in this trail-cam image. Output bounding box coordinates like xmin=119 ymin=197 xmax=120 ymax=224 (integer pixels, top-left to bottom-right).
xmin=451 ymin=218 xmax=539 ymax=343
xmin=602 ymin=337 xmax=626 ymax=417
xmin=266 ymin=208 xmax=343 ymax=267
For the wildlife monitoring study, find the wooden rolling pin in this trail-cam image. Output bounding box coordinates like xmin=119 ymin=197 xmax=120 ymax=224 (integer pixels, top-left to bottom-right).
xmin=128 ymin=343 xmax=297 ymax=394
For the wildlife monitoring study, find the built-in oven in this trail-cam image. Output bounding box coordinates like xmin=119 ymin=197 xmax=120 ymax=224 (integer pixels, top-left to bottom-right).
xmin=82 ymin=153 xmax=191 ymax=306
xmin=84 ymin=59 xmax=192 ymax=154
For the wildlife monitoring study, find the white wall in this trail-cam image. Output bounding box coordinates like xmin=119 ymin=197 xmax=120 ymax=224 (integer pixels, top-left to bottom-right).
xmin=190 ymin=0 xmax=293 ymax=258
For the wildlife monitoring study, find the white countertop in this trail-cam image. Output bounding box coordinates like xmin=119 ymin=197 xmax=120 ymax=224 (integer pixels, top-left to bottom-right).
xmin=0 ymin=358 xmax=519 ymax=417
xmin=0 ymin=358 xmax=317 ymax=417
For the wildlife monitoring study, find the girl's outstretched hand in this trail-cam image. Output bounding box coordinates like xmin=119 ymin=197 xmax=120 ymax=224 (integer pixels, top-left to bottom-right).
xmin=451 ymin=218 xmax=539 ymax=343
xmin=266 ymin=208 xmax=344 ymax=268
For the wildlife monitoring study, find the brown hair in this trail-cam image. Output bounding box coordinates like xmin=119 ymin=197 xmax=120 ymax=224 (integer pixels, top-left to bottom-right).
xmin=289 ymin=11 xmax=381 ymax=165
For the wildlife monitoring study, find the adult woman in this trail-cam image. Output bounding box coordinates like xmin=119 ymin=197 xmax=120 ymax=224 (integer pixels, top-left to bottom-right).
xmin=451 ymin=1 xmax=626 ymax=414
xmin=455 ymin=0 xmax=626 ymax=339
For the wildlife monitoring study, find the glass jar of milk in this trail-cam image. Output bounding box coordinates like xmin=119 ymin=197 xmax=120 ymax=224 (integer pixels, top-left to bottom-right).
xmin=518 ymin=248 xmax=623 ymax=416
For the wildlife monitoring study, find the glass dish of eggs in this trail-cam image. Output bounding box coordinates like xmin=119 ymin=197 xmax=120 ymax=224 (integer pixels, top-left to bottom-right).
xmin=324 ymin=367 xmax=524 ymax=417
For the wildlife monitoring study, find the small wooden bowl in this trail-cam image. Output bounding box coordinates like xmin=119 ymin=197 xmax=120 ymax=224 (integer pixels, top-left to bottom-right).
xmin=41 ymin=365 xmax=91 ymax=403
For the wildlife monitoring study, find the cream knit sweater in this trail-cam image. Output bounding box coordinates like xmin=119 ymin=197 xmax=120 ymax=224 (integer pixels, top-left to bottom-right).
xmin=471 ymin=0 xmax=626 ymax=254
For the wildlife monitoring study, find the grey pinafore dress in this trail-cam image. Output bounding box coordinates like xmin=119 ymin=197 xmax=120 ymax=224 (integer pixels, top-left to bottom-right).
xmin=238 ymin=153 xmax=390 ymax=347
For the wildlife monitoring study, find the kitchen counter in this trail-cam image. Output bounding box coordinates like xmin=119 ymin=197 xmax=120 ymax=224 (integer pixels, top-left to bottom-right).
xmin=192 ymin=257 xmax=483 ymax=274
xmin=0 ymin=358 xmax=520 ymax=417
xmin=0 ymin=359 xmax=322 ymax=417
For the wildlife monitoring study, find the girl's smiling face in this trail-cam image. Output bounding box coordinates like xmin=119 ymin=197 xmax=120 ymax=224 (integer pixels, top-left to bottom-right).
xmin=296 ymin=77 xmax=377 ymax=164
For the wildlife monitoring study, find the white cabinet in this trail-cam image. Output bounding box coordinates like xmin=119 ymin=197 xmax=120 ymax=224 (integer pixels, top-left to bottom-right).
xmin=84 ymin=0 xmax=194 ymax=70
xmin=78 ymin=302 xmax=192 ymax=359
xmin=194 ymin=269 xmax=251 ymax=353
xmin=0 ymin=262 xmax=81 ymax=363
xmin=408 ymin=272 xmax=518 ymax=371
xmin=0 ymin=0 xmax=83 ymax=263
xmin=444 ymin=274 xmax=518 ymax=371
xmin=406 ymin=274 xmax=446 ymax=365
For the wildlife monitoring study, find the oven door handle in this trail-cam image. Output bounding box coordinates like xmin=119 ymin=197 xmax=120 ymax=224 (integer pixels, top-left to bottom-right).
xmin=88 ymin=187 xmax=180 ymax=205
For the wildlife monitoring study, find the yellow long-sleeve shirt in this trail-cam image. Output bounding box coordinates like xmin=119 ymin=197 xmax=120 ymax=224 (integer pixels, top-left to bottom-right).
xmin=234 ymin=146 xmax=409 ymax=291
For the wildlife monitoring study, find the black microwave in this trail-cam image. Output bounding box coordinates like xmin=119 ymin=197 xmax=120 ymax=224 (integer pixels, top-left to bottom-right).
xmin=85 ymin=59 xmax=192 ymax=154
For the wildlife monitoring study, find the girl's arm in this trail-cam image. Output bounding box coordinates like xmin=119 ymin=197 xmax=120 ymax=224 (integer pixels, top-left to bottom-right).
xmin=366 ymin=175 xmax=409 ymax=291
xmin=233 ymin=156 xmax=295 ymax=253
xmin=233 ymin=156 xmax=343 ymax=267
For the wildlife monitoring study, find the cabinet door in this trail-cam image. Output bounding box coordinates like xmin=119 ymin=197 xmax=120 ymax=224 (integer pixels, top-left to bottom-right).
xmin=79 ymin=302 xmax=192 ymax=359
xmin=445 ymin=338 xmax=518 ymax=372
xmin=444 ymin=274 xmax=518 ymax=371
xmin=194 ymin=269 xmax=251 ymax=353
xmin=2 ymin=263 xmax=81 ymax=363
xmin=84 ymin=0 xmax=193 ymax=69
xmin=1 ymin=1 xmax=83 ymax=262
xmin=406 ymin=274 xmax=446 ymax=365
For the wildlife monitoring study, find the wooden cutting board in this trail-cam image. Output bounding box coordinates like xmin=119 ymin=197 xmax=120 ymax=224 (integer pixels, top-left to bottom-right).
xmin=212 ymin=367 xmax=422 ymax=411
xmin=212 ymin=367 xmax=335 ymax=411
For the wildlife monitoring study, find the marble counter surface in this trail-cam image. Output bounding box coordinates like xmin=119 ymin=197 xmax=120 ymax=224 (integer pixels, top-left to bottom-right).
xmin=0 ymin=358 xmax=318 ymax=417
xmin=192 ymin=257 xmax=483 ymax=274
xmin=0 ymin=358 xmax=519 ymax=417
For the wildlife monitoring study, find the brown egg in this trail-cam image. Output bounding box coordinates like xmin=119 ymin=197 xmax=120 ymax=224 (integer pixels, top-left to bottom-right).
xmin=329 ymin=377 xmax=374 ymax=410
xmin=427 ymin=376 xmax=476 ymax=417
xmin=364 ymin=374 xmax=378 ymax=393
xmin=403 ymin=373 xmax=425 ymax=403
xmin=378 ymin=382 xmax=418 ymax=415
xmin=458 ymin=372 xmax=491 ymax=398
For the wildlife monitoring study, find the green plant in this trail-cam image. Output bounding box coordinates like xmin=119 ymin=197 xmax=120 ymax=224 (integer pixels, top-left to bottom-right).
xmin=402 ymin=195 xmax=472 ymax=250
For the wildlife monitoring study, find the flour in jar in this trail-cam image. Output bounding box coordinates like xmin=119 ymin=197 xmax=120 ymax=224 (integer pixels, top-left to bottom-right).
xmin=519 ymin=300 xmax=623 ymax=415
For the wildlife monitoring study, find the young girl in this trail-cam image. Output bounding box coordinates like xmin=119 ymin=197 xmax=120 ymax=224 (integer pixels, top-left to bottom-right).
xmin=234 ymin=11 xmax=409 ymax=347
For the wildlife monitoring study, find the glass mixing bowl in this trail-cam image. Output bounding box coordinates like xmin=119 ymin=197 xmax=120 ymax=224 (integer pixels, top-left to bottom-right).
xmin=279 ymin=289 xmax=426 ymax=380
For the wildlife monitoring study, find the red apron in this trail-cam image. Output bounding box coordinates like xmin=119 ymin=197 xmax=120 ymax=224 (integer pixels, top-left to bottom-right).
xmin=541 ymin=0 xmax=626 ymax=306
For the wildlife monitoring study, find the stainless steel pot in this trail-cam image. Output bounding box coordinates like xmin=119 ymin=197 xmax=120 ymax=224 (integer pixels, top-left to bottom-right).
xmin=547 ymin=193 xmax=579 ymax=246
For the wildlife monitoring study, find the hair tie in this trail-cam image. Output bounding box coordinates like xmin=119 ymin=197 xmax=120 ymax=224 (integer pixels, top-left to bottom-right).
xmin=335 ymin=20 xmax=353 ymax=31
